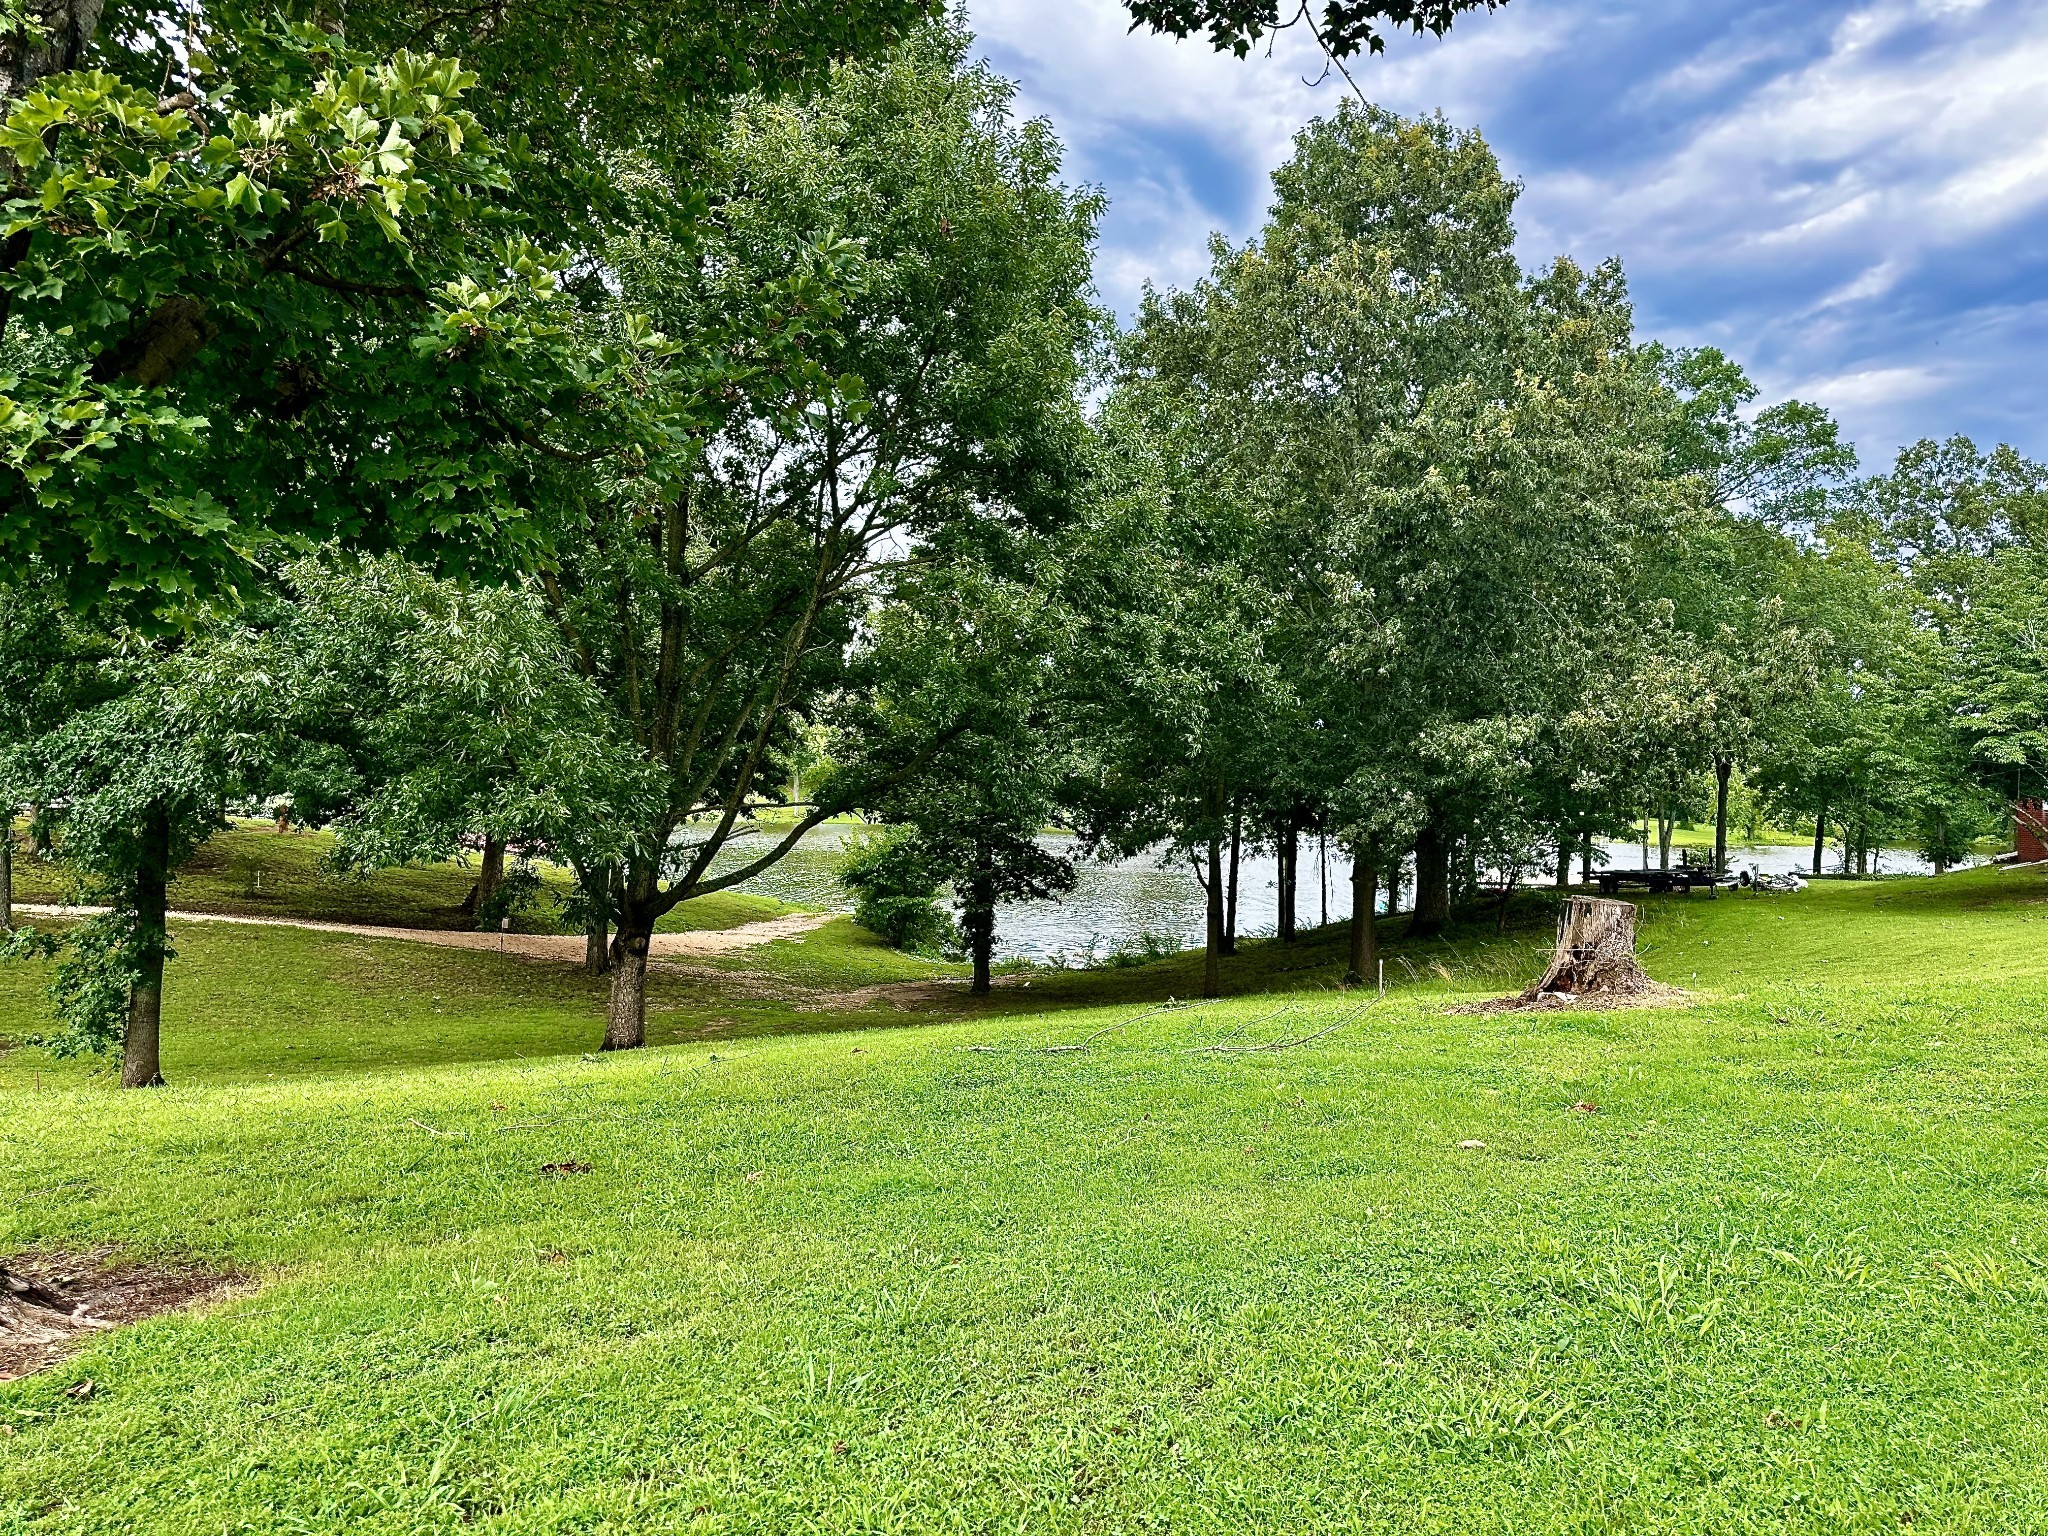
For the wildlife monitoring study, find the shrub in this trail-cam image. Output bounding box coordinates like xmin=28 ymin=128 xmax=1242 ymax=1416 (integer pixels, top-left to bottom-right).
xmin=837 ymin=830 xmax=957 ymax=956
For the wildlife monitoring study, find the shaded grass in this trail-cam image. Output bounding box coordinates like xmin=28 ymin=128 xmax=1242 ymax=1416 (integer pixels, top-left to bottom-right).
xmin=0 ymin=916 xmax=967 ymax=1088
xmin=3 ymin=869 xmax=2048 ymax=1530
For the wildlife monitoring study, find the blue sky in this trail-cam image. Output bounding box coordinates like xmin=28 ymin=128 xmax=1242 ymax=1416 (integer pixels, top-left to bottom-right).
xmin=968 ymin=0 xmax=2048 ymax=468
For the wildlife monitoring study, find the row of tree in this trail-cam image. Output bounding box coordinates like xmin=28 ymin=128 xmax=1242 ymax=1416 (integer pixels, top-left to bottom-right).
xmin=5 ymin=4 xmax=2044 ymax=1088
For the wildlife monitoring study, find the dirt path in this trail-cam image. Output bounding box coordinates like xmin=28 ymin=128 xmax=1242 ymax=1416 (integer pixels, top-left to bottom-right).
xmin=11 ymin=904 xmax=835 ymax=961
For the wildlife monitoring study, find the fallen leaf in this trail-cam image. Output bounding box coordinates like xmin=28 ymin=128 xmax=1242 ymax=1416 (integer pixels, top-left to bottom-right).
xmin=65 ymin=1380 xmax=93 ymax=1399
xmin=1458 ymin=1139 xmax=1487 ymax=1151
xmin=745 ymin=1170 xmax=765 ymax=1183
xmin=832 ymin=1440 xmax=849 ymax=1456
xmin=540 ymin=1161 xmax=593 ymax=1176
xmin=1571 ymin=1101 xmax=1599 ymax=1114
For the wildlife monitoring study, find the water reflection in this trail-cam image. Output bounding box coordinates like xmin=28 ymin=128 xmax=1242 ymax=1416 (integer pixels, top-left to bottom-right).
xmin=700 ymin=824 xmax=1970 ymax=964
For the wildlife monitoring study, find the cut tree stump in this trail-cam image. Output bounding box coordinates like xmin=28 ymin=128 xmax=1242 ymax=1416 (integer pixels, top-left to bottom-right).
xmin=1531 ymin=896 xmax=1650 ymax=997
xmin=0 ymin=1266 xmax=96 ymax=1351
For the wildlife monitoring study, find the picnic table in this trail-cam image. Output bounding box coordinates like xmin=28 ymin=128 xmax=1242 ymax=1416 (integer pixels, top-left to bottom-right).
xmin=1594 ymin=864 xmax=1724 ymax=898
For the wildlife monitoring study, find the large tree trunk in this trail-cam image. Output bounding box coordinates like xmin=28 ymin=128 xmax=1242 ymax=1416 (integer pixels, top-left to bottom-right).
xmin=965 ymin=860 xmax=995 ymax=997
xmin=1812 ymin=806 xmax=1827 ymax=876
xmin=1221 ymin=807 xmax=1241 ymax=957
xmin=2 ymin=0 xmax=104 ymax=353
xmin=1408 ymin=817 xmax=1450 ymax=938
xmin=121 ymin=803 xmax=170 ymax=1088
xmin=585 ymin=910 xmax=610 ymax=974
xmin=1531 ymin=896 xmax=1649 ymax=997
xmin=1347 ymin=842 xmax=1378 ymax=984
xmin=602 ymin=863 xmax=657 ymax=1050
xmin=1277 ymin=817 xmax=1298 ymax=943
xmin=603 ymin=927 xmax=650 ymax=1050
xmin=2 ymin=0 xmax=105 ymax=99
xmin=1713 ymin=757 xmax=1732 ymax=872
xmin=1202 ymin=830 xmax=1223 ymax=1000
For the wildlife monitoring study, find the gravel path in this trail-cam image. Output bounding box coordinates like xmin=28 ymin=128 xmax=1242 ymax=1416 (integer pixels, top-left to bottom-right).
xmin=10 ymin=905 xmax=835 ymax=961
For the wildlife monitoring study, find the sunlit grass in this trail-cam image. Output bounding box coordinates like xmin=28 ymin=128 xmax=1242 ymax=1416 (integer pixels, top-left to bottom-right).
xmin=4 ymin=865 xmax=2048 ymax=1531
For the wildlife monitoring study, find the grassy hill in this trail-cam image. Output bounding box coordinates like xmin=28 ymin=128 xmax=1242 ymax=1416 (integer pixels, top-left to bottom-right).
xmin=4 ymin=865 xmax=2047 ymax=1531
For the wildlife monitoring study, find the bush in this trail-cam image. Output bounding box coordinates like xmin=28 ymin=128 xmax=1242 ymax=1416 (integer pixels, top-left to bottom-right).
xmin=837 ymin=830 xmax=957 ymax=956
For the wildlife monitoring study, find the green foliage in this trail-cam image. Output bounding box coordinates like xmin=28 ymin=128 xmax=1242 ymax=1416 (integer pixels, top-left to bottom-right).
xmin=1 ymin=28 xmax=576 ymax=621
xmin=1126 ymin=0 xmax=1506 ymax=59
xmin=837 ymin=829 xmax=956 ymax=956
xmin=36 ymin=909 xmax=137 ymax=1055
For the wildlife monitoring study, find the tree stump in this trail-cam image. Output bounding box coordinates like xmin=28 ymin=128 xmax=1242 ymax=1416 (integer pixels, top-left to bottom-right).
xmin=1531 ymin=896 xmax=1649 ymax=997
xmin=0 ymin=1266 xmax=87 ymax=1351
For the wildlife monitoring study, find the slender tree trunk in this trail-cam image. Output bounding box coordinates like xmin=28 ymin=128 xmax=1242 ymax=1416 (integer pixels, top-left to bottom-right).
xmin=1222 ymin=807 xmax=1241 ymax=956
xmin=1277 ymin=817 xmax=1298 ymax=943
xmin=1202 ymin=830 xmax=1223 ymax=1000
xmin=0 ymin=813 xmax=12 ymax=931
xmin=121 ymin=802 xmax=171 ymax=1089
xmin=470 ymin=834 xmax=506 ymax=916
xmin=1555 ymin=828 xmax=1572 ymax=888
xmin=1347 ymin=842 xmax=1378 ymax=984
xmin=966 ymin=866 xmax=995 ymax=997
xmin=1714 ymin=757 xmax=1732 ymax=872
xmin=574 ymin=859 xmax=613 ymax=974
xmin=1318 ymin=833 xmax=1328 ymax=928
xmin=1812 ymin=805 xmax=1827 ymax=876
xmin=1579 ymin=828 xmax=1594 ymax=883
xmin=1657 ymin=814 xmax=1673 ymax=870
xmin=1640 ymin=816 xmax=1650 ymax=869
xmin=1384 ymin=849 xmax=1403 ymax=917
xmin=1408 ymin=816 xmax=1450 ymax=938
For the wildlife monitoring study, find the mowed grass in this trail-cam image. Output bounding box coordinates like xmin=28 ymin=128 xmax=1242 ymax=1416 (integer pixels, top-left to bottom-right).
xmin=0 ymin=917 xmax=962 ymax=1087
xmin=7 ymin=820 xmax=793 ymax=935
xmin=3 ymin=870 xmax=2048 ymax=1531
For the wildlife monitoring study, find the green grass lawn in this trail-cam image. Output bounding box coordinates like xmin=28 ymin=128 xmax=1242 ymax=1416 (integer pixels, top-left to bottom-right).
xmin=4 ymin=869 xmax=2048 ymax=1532
xmin=7 ymin=820 xmax=792 ymax=935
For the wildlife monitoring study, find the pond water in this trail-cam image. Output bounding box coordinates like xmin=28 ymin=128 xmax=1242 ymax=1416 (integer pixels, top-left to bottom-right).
xmin=703 ymin=824 xmax=1973 ymax=964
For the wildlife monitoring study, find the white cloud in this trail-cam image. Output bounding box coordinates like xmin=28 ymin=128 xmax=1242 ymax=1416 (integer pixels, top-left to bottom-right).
xmin=965 ymin=0 xmax=2048 ymax=461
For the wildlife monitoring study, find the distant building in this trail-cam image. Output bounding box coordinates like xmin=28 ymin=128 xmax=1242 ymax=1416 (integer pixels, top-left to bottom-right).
xmin=2019 ymin=799 xmax=2048 ymax=863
